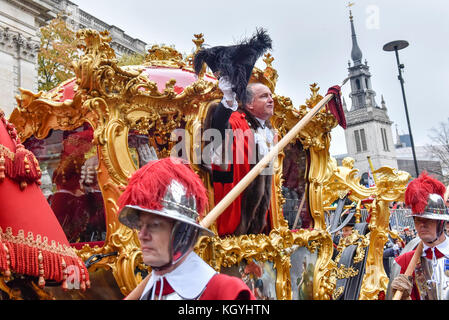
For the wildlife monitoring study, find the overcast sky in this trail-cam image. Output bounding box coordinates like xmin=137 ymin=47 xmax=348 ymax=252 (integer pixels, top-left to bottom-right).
xmin=70 ymin=0 xmax=449 ymax=156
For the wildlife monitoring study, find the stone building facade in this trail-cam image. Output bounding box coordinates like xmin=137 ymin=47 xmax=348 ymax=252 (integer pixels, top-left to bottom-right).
xmin=396 ymin=145 xmax=445 ymax=181
xmin=0 ymin=0 xmax=54 ymax=116
xmin=0 ymin=0 xmax=147 ymax=117
xmin=46 ymin=0 xmax=147 ymax=57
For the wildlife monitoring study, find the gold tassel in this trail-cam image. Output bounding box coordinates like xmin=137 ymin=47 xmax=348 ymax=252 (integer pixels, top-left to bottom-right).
xmin=20 ymin=181 xmax=27 ymax=190
xmin=3 ymin=243 xmax=11 ymax=279
xmin=0 ymin=153 xmax=5 ymax=182
xmin=38 ymin=250 xmax=45 ymax=288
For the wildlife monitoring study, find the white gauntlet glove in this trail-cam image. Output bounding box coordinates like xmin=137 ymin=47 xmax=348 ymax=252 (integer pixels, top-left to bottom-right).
xmin=218 ymin=76 xmax=238 ymax=111
xmin=80 ymin=156 xmax=99 ymax=191
xmin=137 ymin=144 xmax=158 ymax=167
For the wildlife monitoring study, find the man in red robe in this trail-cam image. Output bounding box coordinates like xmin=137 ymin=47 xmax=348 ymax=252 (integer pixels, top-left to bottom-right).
xmin=118 ymin=157 xmax=255 ymax=300
xmin=209 ymin=77 xmax=276 ymax=236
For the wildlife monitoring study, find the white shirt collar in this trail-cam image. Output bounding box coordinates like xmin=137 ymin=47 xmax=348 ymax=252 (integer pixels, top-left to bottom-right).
xmin=422 ymin=235 xmax=449 ymax=258
xmin=140 ymin=252 xmax=217 ymax=300
xmin=255 ymin=117 xmax=266 ymax=128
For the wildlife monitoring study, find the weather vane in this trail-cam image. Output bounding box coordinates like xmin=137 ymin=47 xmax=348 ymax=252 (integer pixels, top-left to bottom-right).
xmin=347 ymin=2 xmax=355 ymax=19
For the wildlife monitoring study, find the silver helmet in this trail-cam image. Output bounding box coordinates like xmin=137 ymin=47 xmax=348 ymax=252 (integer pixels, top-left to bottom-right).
xmin=407 ymin=193 xmax=449 ymax=221
xmin=117 ymin=157 xmax=214 ymax=271
xmin=119 ymin=179 xmax=214 ymax=237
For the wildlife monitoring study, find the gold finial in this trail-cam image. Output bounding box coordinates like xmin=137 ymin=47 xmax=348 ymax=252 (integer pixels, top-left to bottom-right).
xmin=249 ymin=53 xmax=278 ymax=92
xmin=186 ymin=33 xmax=205 ymax=69
xmin=263 ymin=53 xmax=274 ymax=69
xmin=192 ymin=33 xmax=204 ymax=53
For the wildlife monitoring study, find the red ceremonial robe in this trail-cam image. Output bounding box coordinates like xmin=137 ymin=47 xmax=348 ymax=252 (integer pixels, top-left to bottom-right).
xmin=212 ymin=111 xmax=272 ymax=236
xmin=213 ymin=112 xmax=253 ymax=236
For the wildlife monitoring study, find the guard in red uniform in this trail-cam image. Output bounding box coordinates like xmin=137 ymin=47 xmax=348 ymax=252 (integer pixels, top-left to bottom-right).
xmin=118 ymin=157 xmax=255 ymax=300
xmin=390 ymin=172 xmax=449 ymax=300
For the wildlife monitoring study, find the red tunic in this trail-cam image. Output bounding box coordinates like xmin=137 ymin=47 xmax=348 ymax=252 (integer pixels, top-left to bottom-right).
xmin=200 ymin=274 xmax=256 ymax=300
xmin=150 ymin=273 xmax=256 ymax=300
xmin=394 ymin=250 xmax=420 ymax=300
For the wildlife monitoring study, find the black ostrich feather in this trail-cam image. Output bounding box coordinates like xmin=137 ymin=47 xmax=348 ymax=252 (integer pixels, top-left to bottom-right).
xmin=193 ymin=28 xmax=272 ymax=103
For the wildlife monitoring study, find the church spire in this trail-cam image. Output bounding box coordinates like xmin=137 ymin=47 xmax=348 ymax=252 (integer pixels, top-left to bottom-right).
xmin=349 ymin=9 xmax=363 ymax=65
xmin=395 ymin=124 xmax=401 ymax=146
xmin=346 ymin=4 xmax=378 ymax=111
xmin=381 ymin=95 xmax=387 ymax=110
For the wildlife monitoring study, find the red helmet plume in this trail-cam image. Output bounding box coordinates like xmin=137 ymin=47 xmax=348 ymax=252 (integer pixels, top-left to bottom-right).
xmin=405 ymin=171 xmax=446 ymax=216
xmin=118 ymin=157 xmax=208 ymax=217
xmin=118 ymin=157 xmax=214 ymax=270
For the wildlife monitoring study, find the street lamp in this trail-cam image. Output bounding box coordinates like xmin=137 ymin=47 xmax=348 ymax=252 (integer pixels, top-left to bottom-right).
xmin=383 ymin=40 xmax=419 ymax=177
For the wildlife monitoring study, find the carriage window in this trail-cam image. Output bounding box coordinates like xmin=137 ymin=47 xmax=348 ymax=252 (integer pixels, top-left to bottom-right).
xmin=281 ymin=141 xmax=311 ymax=230
xmin=23 ymin=124 xmax=106 ymax=245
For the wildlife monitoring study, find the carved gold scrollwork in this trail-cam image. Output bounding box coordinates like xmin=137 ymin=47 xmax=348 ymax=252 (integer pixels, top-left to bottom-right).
xmin=145 ymin=45 xmax=185 ymax=68
xmin=196 ymin=226 xmax=327 ymax=300
xmin=333 ymin=230 xmax=370 ymax=265
xmin=9 ymin=27 xmax=410 ymax=300
xmin=11 ymin=88 xmax=88 ymax=142
xmin=322 ymin=155 xmax=411 ymax=300
xmin=336 ymin=265 xmax=360 ymax=279
xmin=332 ymin=286 xmax=344 ymax=300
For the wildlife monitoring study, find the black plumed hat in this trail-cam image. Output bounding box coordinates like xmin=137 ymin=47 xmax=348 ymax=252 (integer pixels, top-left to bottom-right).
xmin=193 ymin=28 xmax=272 ymax=103
xmin=341 ymin=211 xmax=357 ymax=227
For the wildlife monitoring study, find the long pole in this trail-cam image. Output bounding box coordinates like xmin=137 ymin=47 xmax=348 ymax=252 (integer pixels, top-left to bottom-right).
xmin=200 ymin=92 xmax=336 ymax=229
xmin=125 ymin=89 xmax=340 ymax=300
xmin=367 ymin=155 xmax=377 ymax=185
xmin=393 ymin=47 xmax=419 ymax=177
xmin=125 ymin=83 xmax=345 ymax=300
xmin=292 ymin=192 xmax=307 ymax=230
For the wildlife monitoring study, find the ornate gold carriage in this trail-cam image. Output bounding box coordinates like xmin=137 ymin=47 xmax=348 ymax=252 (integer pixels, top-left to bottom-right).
xmin=7 ymin=29 xmax=411 ymax=300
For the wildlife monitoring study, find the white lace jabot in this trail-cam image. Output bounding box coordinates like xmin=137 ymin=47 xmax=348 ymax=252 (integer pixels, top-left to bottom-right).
xmin=140 ymin=252 xmax=217 ymax=300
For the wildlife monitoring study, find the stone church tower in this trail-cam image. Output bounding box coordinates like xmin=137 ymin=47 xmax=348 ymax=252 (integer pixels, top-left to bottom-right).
xmin=343 ymin=10 xmax=398 ymax=177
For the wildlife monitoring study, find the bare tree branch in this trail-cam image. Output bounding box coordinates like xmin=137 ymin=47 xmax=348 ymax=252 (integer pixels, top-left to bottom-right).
xmin=427 ymin=118 xmax=449 ymax=184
